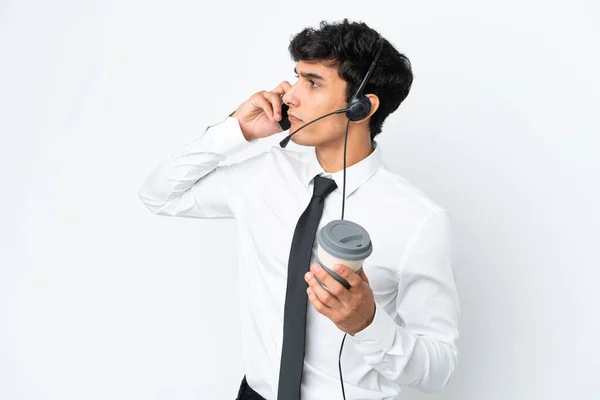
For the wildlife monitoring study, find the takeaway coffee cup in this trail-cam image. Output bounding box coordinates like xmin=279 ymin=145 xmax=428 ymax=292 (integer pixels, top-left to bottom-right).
xmin=315 ymin=219 xmax=373 ymax=290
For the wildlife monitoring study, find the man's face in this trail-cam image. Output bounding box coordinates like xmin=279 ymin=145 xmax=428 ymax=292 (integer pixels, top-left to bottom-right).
xmin=282 ymin=60 xmax=350 ymax=147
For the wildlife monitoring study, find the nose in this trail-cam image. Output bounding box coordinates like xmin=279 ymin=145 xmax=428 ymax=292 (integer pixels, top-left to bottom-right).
xmin=282 ymin=84 xmax=299 ymax=107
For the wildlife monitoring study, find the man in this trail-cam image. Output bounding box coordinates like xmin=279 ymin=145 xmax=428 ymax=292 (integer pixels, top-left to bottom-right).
xmin=138 ymin=19 xmax=459 ymax=400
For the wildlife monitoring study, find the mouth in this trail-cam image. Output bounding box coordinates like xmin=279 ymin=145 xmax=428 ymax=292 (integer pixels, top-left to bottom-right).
xmin=288 ymin=113 xmax=302 ymax=122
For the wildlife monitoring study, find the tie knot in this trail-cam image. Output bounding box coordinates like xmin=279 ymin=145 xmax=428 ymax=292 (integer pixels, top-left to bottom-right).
xmin=313 ymin=175 xmax=337 ymax=198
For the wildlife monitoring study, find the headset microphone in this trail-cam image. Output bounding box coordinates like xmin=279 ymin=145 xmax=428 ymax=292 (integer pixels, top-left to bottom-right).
xmin=279 ymin=108 xmax=349 ymax=148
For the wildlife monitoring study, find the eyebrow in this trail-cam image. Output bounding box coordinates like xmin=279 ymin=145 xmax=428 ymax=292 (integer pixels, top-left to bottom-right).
xmin=294 ymin=67 xmax=326 ymax=82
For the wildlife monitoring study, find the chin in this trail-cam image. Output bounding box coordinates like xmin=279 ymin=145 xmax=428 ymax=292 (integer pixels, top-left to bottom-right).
xmin=291 ymin=132 xmax=321 ymax=147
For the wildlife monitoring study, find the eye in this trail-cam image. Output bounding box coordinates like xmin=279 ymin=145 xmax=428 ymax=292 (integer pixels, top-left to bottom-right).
xmin=293 ymin=74 xmax=319 ymax=88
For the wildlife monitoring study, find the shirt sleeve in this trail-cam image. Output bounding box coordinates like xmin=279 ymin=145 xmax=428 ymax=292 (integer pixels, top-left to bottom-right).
xmin=351 ymin=210 xmax=460 ymax=393
xmin=137 ymin=115 xmax=267 ymax=219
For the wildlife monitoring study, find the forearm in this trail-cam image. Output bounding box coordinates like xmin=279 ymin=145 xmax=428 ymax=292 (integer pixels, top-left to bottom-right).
xmin=138 ymin=116 xmax=255 ymax=217
xmin=352 ymin=304 xmax=458 ymax=392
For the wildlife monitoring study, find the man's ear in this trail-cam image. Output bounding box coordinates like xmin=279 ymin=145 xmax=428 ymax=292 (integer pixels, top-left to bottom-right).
xmin=353 ymin=94 xmax=380 ymax=124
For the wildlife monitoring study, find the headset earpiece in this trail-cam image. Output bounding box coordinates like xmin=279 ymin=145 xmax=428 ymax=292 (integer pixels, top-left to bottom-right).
xmin=345 ymin=96 xmax=372 ymax=121
xmin=344 ymin=36 xmax=384 ymax=123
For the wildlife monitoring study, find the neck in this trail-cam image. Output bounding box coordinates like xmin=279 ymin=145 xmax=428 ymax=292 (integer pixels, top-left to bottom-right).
xmin=315 ymin=126 xmax=374 ymax=173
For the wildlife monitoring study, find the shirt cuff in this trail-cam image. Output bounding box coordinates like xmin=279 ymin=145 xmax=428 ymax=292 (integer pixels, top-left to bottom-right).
xmin=351 ymin=303 xmax=403 ymax=354
xmin=198 ymin=116 xmax=257 ymax=157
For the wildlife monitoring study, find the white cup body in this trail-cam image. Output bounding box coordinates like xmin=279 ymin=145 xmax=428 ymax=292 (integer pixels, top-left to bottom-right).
xmin=317 ymin=245 xmax=364 ymax=273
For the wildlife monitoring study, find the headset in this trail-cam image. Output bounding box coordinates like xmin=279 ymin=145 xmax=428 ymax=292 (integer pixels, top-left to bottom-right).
xmin=279 ymin=35 xmax=385 ymax=148
xmin=278 ymin=35 xmax=385 ymax=400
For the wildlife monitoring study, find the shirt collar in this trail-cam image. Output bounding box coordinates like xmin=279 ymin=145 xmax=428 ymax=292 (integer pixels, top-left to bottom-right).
xmin=303 ymin=140 xmax=382 ymax=198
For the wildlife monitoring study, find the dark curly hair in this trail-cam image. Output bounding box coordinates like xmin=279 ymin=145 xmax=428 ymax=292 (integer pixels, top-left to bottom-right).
xmin=288 ymin=19 xmax=413 ymax=141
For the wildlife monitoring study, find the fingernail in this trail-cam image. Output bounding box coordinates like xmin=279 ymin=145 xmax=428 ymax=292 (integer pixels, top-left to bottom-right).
xmin=305 ymin=272 xmax=312 ymax=281
xmin=334 ymin=264 xmax=343 ymax=272
xmin=275 ymin=113 xmax=280 ymax=119
xmin=312 ymin=264 xmax=321 ymax=273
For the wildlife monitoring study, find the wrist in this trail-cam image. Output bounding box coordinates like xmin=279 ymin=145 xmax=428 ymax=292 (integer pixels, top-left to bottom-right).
xmin=350 ymin=303 xmax=376 ymax=336
xmin=229 ymin=111 xmax=255 ymax=142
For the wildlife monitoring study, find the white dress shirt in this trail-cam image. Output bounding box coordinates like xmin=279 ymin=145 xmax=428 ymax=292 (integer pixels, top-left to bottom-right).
xmin=138 ymin=115 xmax=460 ymax=400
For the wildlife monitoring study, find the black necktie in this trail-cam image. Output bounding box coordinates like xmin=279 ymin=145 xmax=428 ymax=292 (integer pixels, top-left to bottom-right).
xmin=277 ymin=174 xmax=337 ymax=400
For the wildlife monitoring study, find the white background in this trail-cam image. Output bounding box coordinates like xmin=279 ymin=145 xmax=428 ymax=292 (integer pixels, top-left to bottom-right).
xmin=1 ymin=1 xmax=599 ymax=399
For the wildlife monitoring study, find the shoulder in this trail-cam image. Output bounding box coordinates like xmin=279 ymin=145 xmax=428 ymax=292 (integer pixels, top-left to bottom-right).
xmin=261 ymin=144 xmax=313 ymax=171
xmin=267 ymin=144 xmax=310 ymax=162
xmin=364 ymin=164 xmax=448 ymax=221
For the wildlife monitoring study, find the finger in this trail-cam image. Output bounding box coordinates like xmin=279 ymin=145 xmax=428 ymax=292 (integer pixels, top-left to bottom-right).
xmin=306 ymin=286 xmax=335 ymax=319
xmin=272 ymin=80 xmax=292 ymax=96
xmin=331 ymin=263 xmax=367 ymax=291
xmin=263 ymin=91 xmax=282 ymax=121
xmin=305 ymin=271 xmax=340 ymax=308
xmin=310 ymin=263 xmax=352 ymax=302
xmin=252 ymin=92 xmax=276 ymax=121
